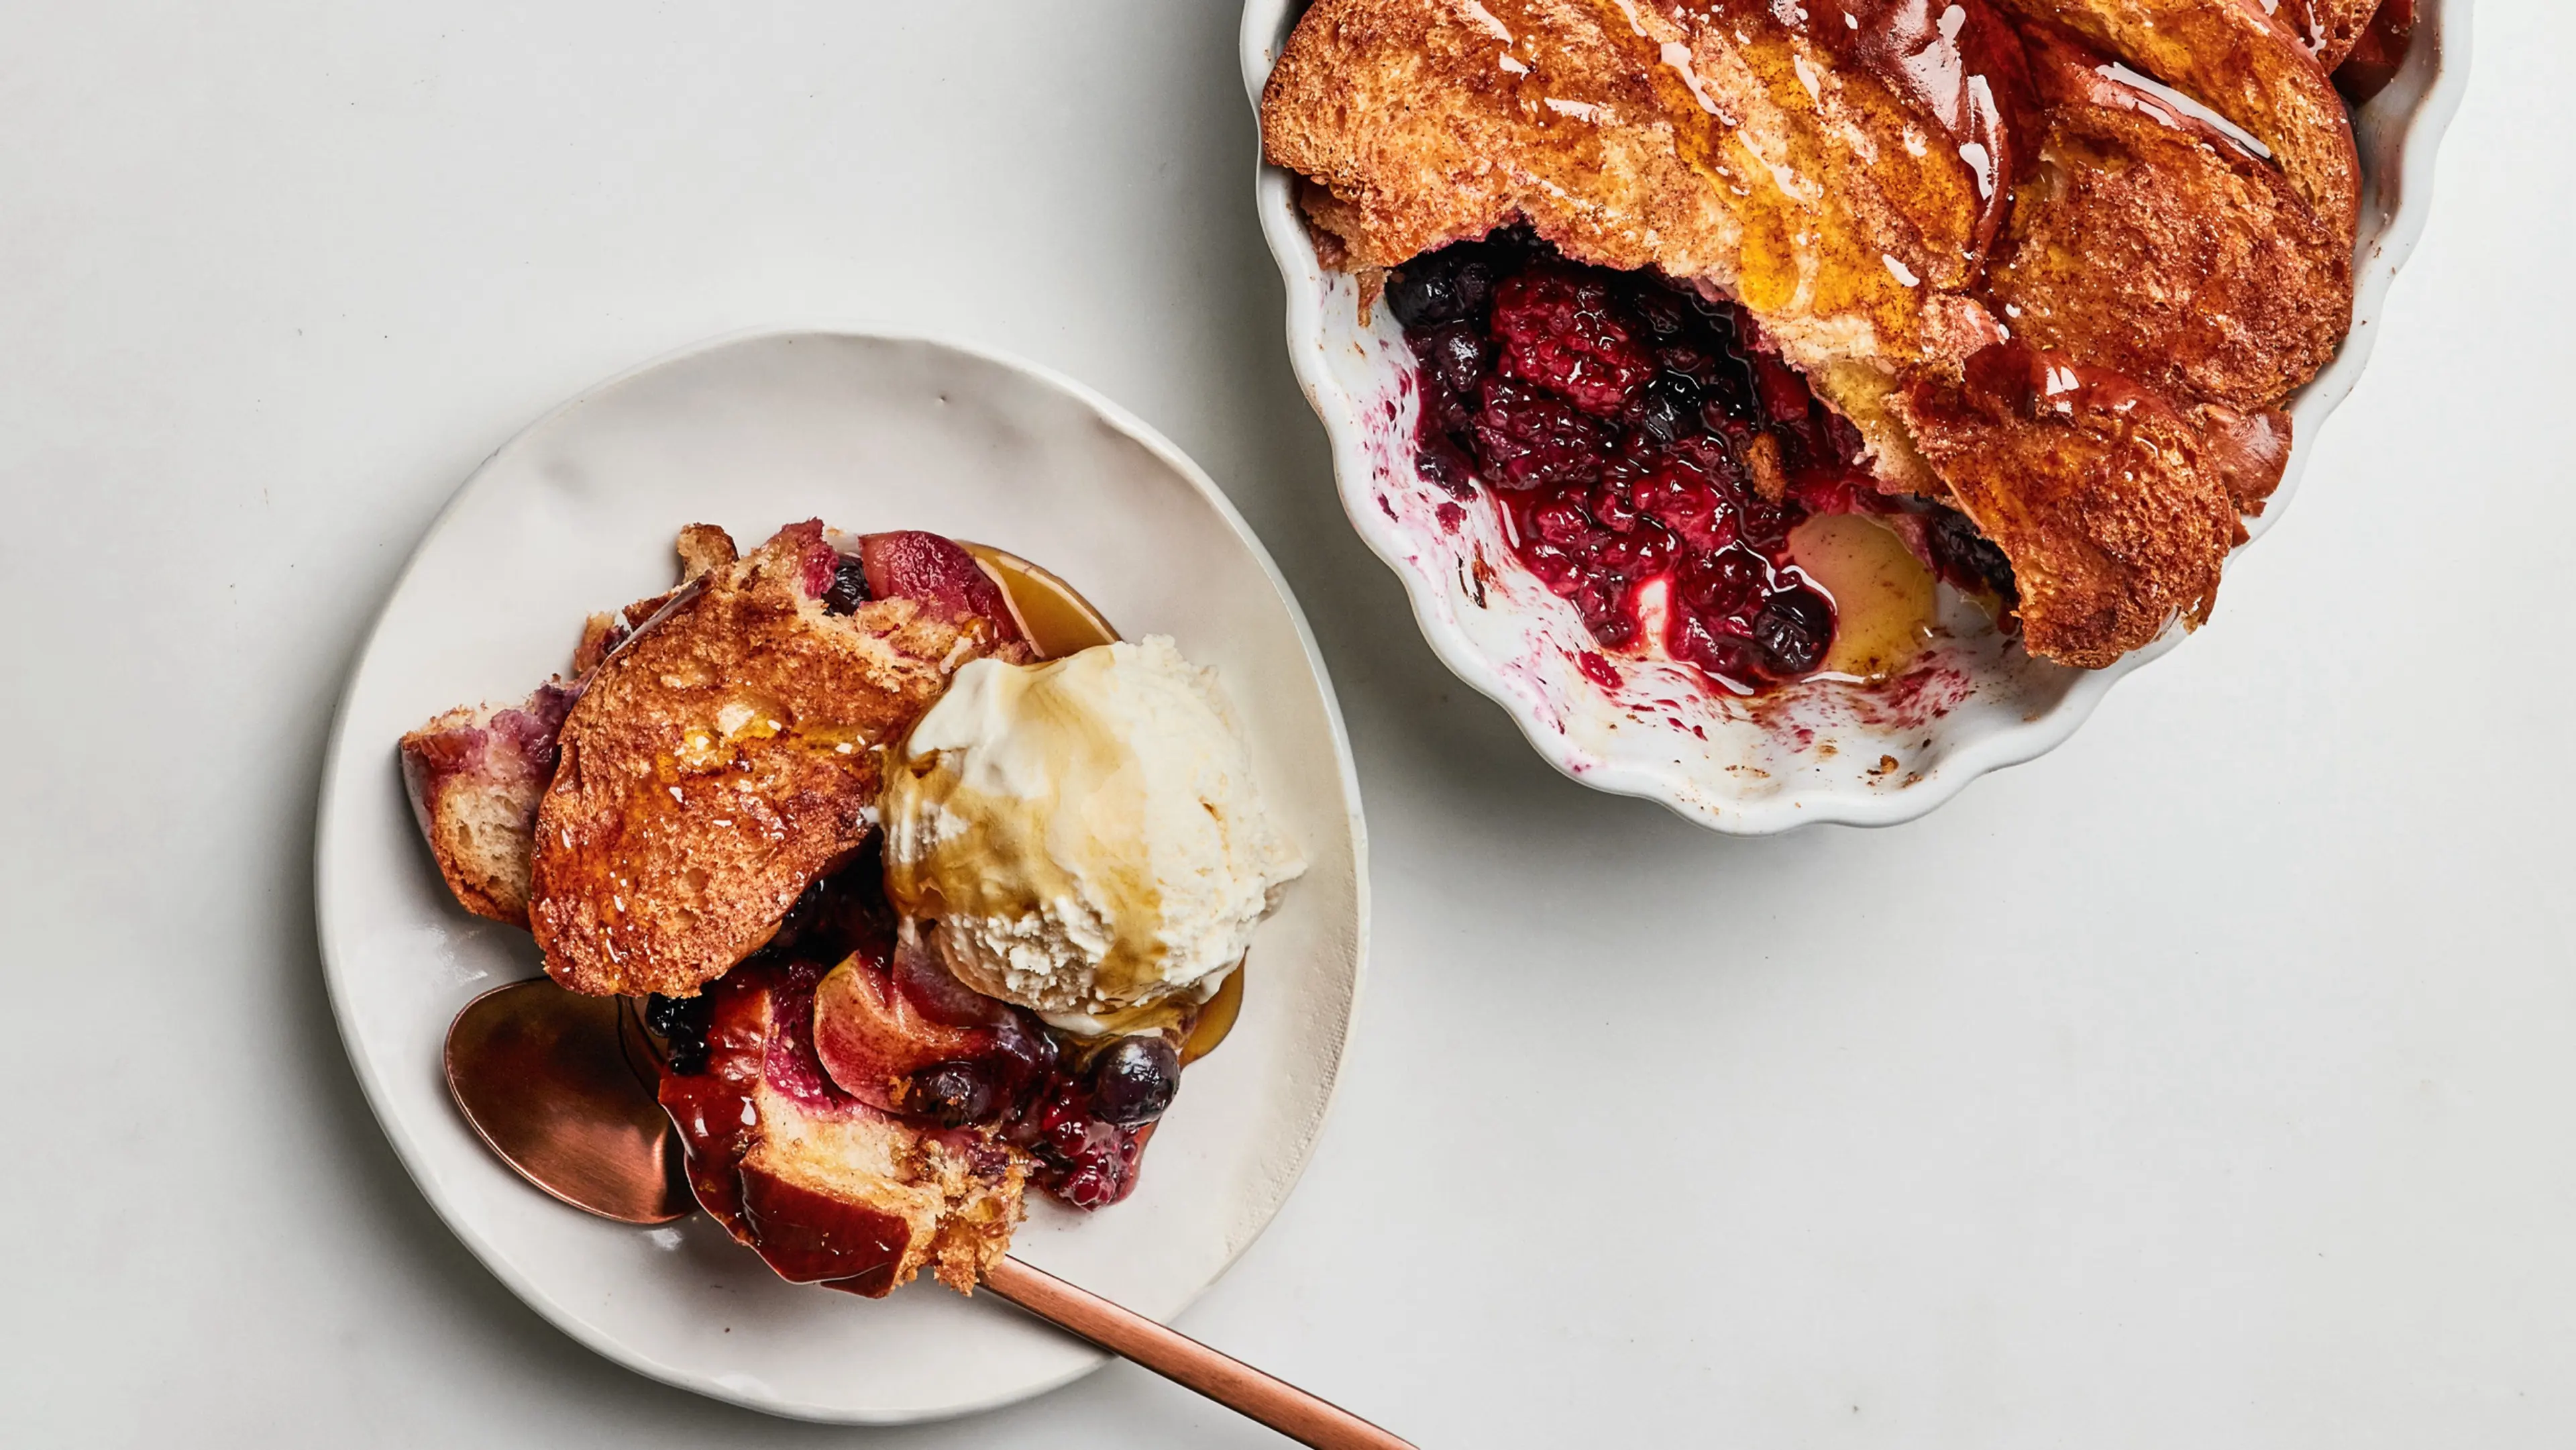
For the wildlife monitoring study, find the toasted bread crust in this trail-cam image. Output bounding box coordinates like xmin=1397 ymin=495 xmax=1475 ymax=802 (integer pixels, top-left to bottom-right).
xmin=398 ymin=682 xmax=577 ymax=927
xmin=1984 ymin=77 xmax=2351 ymax=411
xmin=1262 ymin=0 xmax=1997 ymax=376
xmin=1988 ymin=0 xmax=2359 ymax=242
xmin=1892 ymin=346 xmax=2237 ymax=667
xmin=573 ymin=524 xmax=741 ymax=675
xmin=2294 ymin=0 xmax=2385 ymax=70
xmin=529 ymin=523 xmax=1010 ymax=998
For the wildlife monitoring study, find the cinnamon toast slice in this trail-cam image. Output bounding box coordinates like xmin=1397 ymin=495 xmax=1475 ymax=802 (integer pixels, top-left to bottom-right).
xmin=398 ymin=681 xmax=580 ymax=927
xmin=527 ymin=521 xmax=1025 ymax=998
xmin=1891 ymin=344 xmax=2238 ymax=669
xmin=1984 ymin=30 xmax=2353 ymax=413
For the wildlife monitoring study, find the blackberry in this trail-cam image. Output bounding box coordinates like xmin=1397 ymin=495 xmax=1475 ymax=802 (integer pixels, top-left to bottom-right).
xmin=1470 ymin=378 xmax=1609 ymax=490
xmin=1489 ymin=266 xmax=1654 ymax=416
xmin=1386 ymin=254 xmax=1497 ymax=328
xmin=645 ymin=992 xmax=712 ymax=1075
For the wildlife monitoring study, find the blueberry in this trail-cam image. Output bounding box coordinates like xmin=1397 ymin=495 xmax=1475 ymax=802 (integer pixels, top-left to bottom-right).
xmin=1925 ymin=507 xmax=2017 ymax=598
xmin=1632 ymin=378 xmax=1701 ymax=444
xmin=1413 ymin=432 xmax=1481 ymax=499
xmin=1085 ymin=1036 xmax=1180 ymax=1127
xmin=910 ymin=1061 xmax=1002 ymax=1127
xmin=1408 ymin=320 xmax=1491 ymax=398
xmin=821 ymin=556 xmax=871 ymax=615
xmin=1623 ymin=281 xmax=1694 ymax=342
xmin=990 ymin=1013 xmax=1062 ymax=1106
xmin=767 ymin=875 xmax=831 ymax=952
xmin=1387 ymin=257 xmax=1497 ymax=328
xmin=1752 ymin=588 xmax=1833 ymax=675
xmin=645 ymin=992 xmax=711 ymax=1074
xmin=1681 ymin=547 xmax=1765 ymax=618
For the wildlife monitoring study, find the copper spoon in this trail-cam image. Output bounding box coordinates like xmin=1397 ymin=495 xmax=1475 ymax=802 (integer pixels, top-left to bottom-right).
xmin=439 ymin=550 xmax=1413 ymax=1449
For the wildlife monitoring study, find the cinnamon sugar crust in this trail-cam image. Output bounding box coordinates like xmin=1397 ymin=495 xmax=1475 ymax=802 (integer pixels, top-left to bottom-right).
xmin=1986 ymin=39 xmax=2352 ymax=411
xmin=1988 ymin=0 xmax=2360 ymax=242
xmin=1892 ymin=345 xmax=2237 ymax=668
xmin=530 ymin=523 xmax=1012 ymax=998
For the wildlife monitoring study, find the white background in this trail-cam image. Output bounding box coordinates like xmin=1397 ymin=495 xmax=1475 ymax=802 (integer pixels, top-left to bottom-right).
xmin=3 ymin=2 xmax=2567 ymax=1445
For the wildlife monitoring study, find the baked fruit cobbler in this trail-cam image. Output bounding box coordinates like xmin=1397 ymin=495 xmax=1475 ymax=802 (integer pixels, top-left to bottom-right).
xmin=1260 ymin=0 xmax=2414 ymax=684
xmin=401 ymin=522 xmax=1298 ymax=1296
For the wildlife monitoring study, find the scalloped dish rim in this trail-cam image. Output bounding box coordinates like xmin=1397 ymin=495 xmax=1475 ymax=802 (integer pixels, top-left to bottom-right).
xmin=1239 ymin=0 xmax=2469 ymax=833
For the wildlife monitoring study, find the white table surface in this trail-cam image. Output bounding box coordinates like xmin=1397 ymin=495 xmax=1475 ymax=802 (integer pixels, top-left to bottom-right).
xmin=3 ymin=3 xmax=2568 ymax=1445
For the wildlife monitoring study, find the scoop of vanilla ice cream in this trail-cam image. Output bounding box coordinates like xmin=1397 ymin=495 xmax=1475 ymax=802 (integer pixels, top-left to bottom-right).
xmin=879 ymin=636 xmax=1303 ymax=1021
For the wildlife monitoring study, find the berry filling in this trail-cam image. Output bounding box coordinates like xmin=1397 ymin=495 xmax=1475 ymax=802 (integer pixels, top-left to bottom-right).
xmin=1391 ymin=230 xmax=2018 ymax=692
xmin=651 ymin=842 xmax=1183 ymax=1212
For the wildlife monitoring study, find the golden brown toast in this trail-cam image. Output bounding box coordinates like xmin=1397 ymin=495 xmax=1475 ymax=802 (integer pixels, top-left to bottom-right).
xmin=529 ymin=521 xmax=1026 ymax=998
xmin=1892 ymin=345 xmax=2237 ymax=668
xmin=402 ymin=526 xmax=743 ymax=928
xmin=1262 ymin=0 xmax=2000 ymax=386
xmin=571 ymin=523 xmax=741 ymax=675
xmin=1989 ymin=0 xmax=2361 ymax=240
xmin=1985 ymin=30 xmax=2353 ymax=412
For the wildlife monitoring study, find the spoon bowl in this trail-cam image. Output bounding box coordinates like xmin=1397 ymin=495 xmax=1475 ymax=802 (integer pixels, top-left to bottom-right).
xmin=443 ymin=979 xmax=688 ymax=1225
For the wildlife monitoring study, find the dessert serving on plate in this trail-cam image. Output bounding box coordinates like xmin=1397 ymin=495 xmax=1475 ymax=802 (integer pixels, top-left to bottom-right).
xmin=401 ymin=519 xmax=1301 ymax=1297
xmin=1250 ymin=0 xmax=2431 ymax=824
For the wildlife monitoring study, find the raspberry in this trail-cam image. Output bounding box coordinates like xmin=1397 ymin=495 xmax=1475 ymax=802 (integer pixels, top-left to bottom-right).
xmin=1629 ymin=454 xmax=1739 ymax=553
xmin=1491 ymin=267 xmax=1654 ymax=415
xmin=1471 ymin=378 xmax=1609 ymax=490
xmin=1057 ymin=1166 xmax=1122 ymax=1210
xmin=1677 ymin=547 xmax=1766 ymax=620
xmin=1519 ymin=541 xmax=1581 ymax=592
xmin=1591 ymin=518 xmax=1678 ymax=579
xmin=1532 ymin=498 xmax=1595 ymax=548
xmin=1586 ymin=482 xmax=1640 ymax=533
xmin=1047 ymin=1117 xmax=1144 ymax=1210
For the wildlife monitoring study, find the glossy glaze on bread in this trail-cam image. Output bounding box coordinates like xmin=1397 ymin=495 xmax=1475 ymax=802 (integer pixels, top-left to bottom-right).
xmin=529 ymin=521 xmax=1025 ymax=998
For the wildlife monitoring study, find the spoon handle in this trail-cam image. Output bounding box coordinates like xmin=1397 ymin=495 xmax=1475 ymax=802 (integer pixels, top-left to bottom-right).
xmin=982 ymin=1256 xmax=1413 ymax=1449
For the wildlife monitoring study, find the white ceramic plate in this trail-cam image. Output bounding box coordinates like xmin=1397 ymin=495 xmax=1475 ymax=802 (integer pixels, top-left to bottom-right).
xmin=314 ymin=330 xmax=1368 ymax=1423
xmin=1240 ymin=0 xmax=2469 ymax=832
